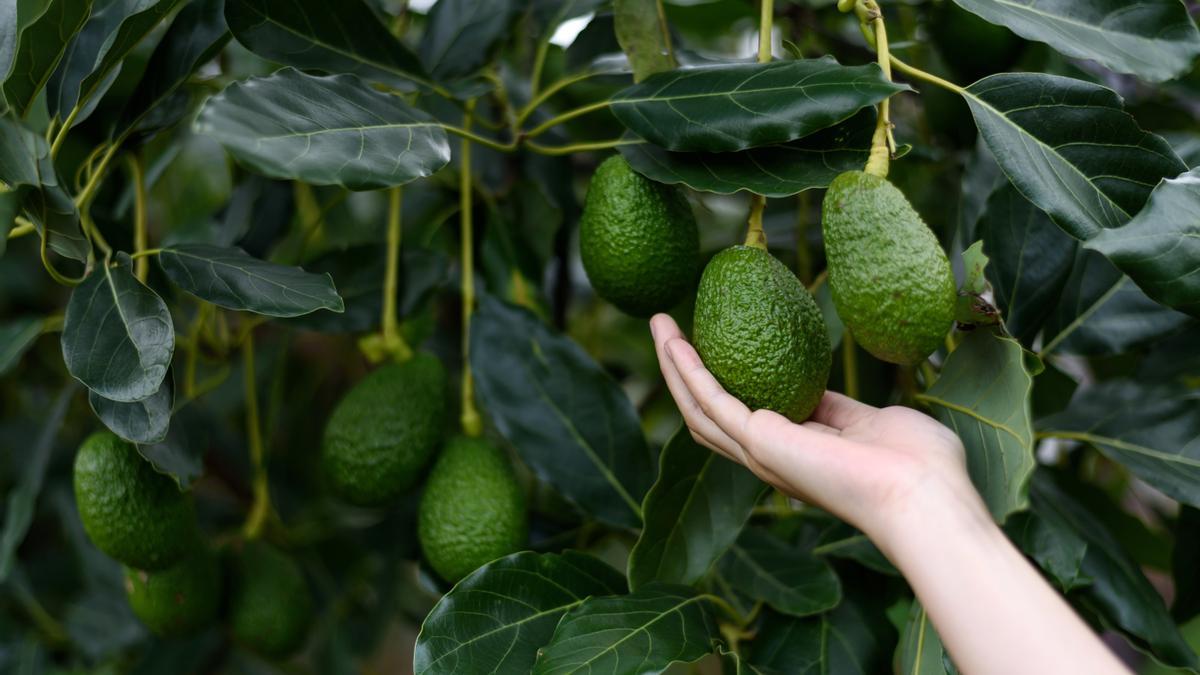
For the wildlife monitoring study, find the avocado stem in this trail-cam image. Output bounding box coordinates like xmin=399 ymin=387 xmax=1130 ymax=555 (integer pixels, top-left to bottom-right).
xmin=381 ymin=186 xmax=414 ymax=363
xmin=460 ymin=101 xmax=484 ymax=438
xmin=745 ymin=194 xmax=768 ymax=249
xmin=855 ymin=0 xmax=895 ymax=178
xmin=242 ymin=332 xmax=271 ymax=540
xmin=742 ymin=0 xmax=774 ymax=250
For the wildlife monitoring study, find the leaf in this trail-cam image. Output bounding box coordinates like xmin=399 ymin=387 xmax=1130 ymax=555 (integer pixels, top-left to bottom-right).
xmin=1 ymin=0 xmax=93 ymax=117
xmin=61 ymin=256 xmax=174 ymax=403
xmin=0 ymin=316 xmax=43 ymax=376
xmin=618 ymin=109 xmax=874 ymax=197
xmin=749 ymin=591 xmax=897 ymax=675
xmin=414 ymin=551 xmax=627 ymax=675
xmin=952 ymin=0 xmax=1200 ymax=83
xmin=1038 ymin=380 xmax=1200 ymax=510
xmin=195 ymin=68 xmax=452 ymax=191
xmin=136 ymin=404 xmax=210 ymax=488
xmin=920 ymin=329 xmax=1036 ymax=522
xmin=470 ymin=296 xmax=653 ymax=529
xmin=813 ymin=526 xmax=898 ymax=576
xmin=610 ymin=57 xmax=908 ymax=152
xmin=1031 ymin=472 xmax=1198 ymax=669
xmin=532 ymin=583 xmax=720 ymax=675
xmin=954 ymin=241 xmax=1001 ymax=327
xmin=48 ymin=0 xmax=185 ymax=122
xmin=88 ymin=375 xmax=172 ymax=444
xmin=158 ymin=243 xmax=344 ymax=317
xmin=977 ymin=183 xmax=1076 ymax=343
xmin=225 ymin=0 xmax=430 ymax=91
xmin=896 ymin=602 xmax=953 ymax=675
xmin=717 ymin=527 xmax=842 ymax=618
xmin=1085 ymin=168 xmax=1200 ymax=317
xmin=613 ymin=0 xmax=674 ymax=83
xmin=0 ymin=117 xmax=89 ymax=261
xmin=418 ymin=0 xmax=516 ymax=81
xmin=0 ymin=384 xmax=75 ymax=582
xmin=963 ymin=73 xmax=1186 ymax=240
xmin=627 ymin=426 xmax=766 ymax=591
xmin=0 ymin=116 xmax=42 ymax=188
xmin=1004 ymin=511 xmax=1091 ymax=593
xmin=1173 ymin=507 xmax=1200 ymax=623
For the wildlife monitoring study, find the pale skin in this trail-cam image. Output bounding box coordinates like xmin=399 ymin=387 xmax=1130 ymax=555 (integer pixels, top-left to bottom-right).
xmin=649 ymin=314 xmax=1131 ymax=675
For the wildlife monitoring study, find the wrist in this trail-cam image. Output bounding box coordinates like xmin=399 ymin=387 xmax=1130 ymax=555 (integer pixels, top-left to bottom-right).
xmin=863 ymin=473 xmax=997 ymax=565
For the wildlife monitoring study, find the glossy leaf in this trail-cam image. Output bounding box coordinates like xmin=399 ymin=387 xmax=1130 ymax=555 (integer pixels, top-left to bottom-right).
xmin=61 ymin=257 xmax=174 ymax=403
xmin=627 ymin=426 xmax=766 ymax=591
xmin=0 ymin=117 xmax=42 ymax=188
xmin=1004 ymin=511 xmax=1091 ymax=593
xmin=0 ymin=317 xmax=43 ymax=376
xmin=613 ymin=0 xmax=674 ymax=82
xmin=158 ymin=243 xmax=344 ymax=317
xmin=225 ymin=0 xmax=430 ymax=91
xmin=748 ymin=592 xmax=896 ymax=675
xmin=896 ymin=602 xmax=952 ymax=675
xmin=1039 ymin=380 xmax=1200 ymax=509
xmin=1139 ymin=323 xmax=1200 ymax=382
xmin=470 ymin=296 xmax=653 ymax=529
xmin=195 ymin=68 xmax=451 ymax=191
xmin=414 ymin=551 xmax=627 ymax=675
xmin=618 ymin=109 xmax=874 ymax=197
xmin=0 ymin=117 xmax=89 ymax=261
xmin=418 ymin=0 xmax=515 ymax=81
xmin=717 ymin=528 xmax=842 ymax=618
xmin=611 ymin=57 xmax=907 ymax=152
xmin=1085 ymin=168 xmax=1200 ymax=317
xmin=813 ymin=527 xmax=898 ymax=576
xmin=88 ymin=376 xmax=172 ymax=444
xmin=952 ymin=0 xmax=1200 ymax=82
xmin=1 ymin=0 xmax=93 ymax=117
xmin=963 ymin=73 xmax=1185 ymax=240
xmin=533 ymin=583 xmax=719 ymax=675
xmin=921 ymin=329 xmax=1036 ymax=522
xmin=137 ymin=405 xmax=210 ymax=488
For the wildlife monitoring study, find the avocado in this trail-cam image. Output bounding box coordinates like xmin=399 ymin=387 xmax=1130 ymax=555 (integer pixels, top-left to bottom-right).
xmin=693 ymin=246 xmax=831 ymax=421
xmin=418 ymin=437 xmax=527 ymax=583
xmin=821 ymin=171 xmax=957 ymax=365
xmin=228 ymin=542 xmax=313 ymax=659
xmin=321 ymin=353 xmax=447 ymax=505
xmin=124 ymin=545 xmax=221 ymax=637
xmin=579 ymin=155 xmax=699 ymax=316
xmin=73 ymin=431 xmax=195 ymax=570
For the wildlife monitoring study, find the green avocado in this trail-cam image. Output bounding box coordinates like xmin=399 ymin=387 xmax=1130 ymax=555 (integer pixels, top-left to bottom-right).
xmin=73 ymin=431 xmax=195 ymax=570
xmin=322 ymin=353 xmax=447 ymax=505
xmin=579 ymin=155 xmax=699 ymax=317
xmin=124 ymin=545 xmax=221 ymax=637
xmin=228 ymin=542 xmax=313 ymax=659
xmin=821 ymin=171 xmax=957 ymax=365
xmin=693 ymin=246 xmax=831 ymax=422
xmin=418 ymin=437 xmax=527 ymax=583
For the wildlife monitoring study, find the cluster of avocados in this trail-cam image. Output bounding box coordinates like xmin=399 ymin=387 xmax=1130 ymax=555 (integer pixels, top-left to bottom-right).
xmin=579 ymin=155 xmax=955 ymax=421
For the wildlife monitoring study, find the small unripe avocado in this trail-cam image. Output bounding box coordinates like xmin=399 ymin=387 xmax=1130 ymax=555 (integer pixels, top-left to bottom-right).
xmin=579 ymin=155 xmax=700 ymax=317
xmin=321 ymin=353 xmax=447 ymax=505
xmin=228 ymin=542 xmax=313 ymax=659
xmin=124 ymin=546 xmax=221 ymax=637
xmin=693 ymin=246 xmax=831 ymax=422
xmin=73 ymin=431 xmax=195 ymax=570
xmin=418 ymin=437 xmax=527 ymax=583
xmin=821 ymin=171 xmax=957 ymax=365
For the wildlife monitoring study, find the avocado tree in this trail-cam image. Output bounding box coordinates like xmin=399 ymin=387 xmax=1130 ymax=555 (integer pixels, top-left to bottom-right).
xmin=2 ymin=0 xmax=1200 ymax=672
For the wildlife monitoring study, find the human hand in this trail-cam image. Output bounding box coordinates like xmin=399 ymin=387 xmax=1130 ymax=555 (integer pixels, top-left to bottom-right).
xmin=650 ymin=314 xmax=990 ymax=546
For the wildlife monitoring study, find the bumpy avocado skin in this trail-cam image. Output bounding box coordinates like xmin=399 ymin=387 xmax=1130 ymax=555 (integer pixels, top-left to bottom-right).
xmin=321 ymin=353 xmax=447 ymax=505
xmin=73 ymin=431 xmax=195 ymax=570
xmin=693 ymin=246 xmax=832 ymax=422
xmin=418 ymin=437 xmax=527 ymax=583
xmin=822 ymin=171 xmax=957 ymax=365
xmin=580 ymin=155 xmax=700 ymax=317
xmin=228 ymin=542 xmax=313 ymax=659
xmin=124 ymin=546 xmax=221 ymax=637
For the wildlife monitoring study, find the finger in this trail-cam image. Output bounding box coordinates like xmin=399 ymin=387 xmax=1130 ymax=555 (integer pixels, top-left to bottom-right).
xmin=809 ymin=391 xmax=878 ymax=431
xmin=665 ymin=339 xmax=753 ymax=441
xmin=650 ymin=318 xmax=744 ymax=458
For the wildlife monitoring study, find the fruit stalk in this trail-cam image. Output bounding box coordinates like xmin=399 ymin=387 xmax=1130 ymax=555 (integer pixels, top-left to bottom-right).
xmin=743 ymin=0 xmax=775 ymax=250
xmin=127 ymin=154 xmax=149 ymax=283
xmin=853 ymin=0 xmax=895 ymax=177
xmin=242 ymin=332 xmax=270 ymax=539
xmin=381 ymin=186 xmax=413 ymax=362
xmin=460 ymin=101 xmax=484 ymax=438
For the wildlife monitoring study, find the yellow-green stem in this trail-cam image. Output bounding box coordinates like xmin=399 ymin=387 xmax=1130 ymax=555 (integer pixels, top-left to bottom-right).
xmin=127 ymin=154 xmax=149 ymax=282
xmin=441 ymin=124 xmax=519 ymax=153
xmin=656 ymin=0 xmax=676 ymax=63
xmin=8 ymin=218 xmax=35 ymax=239
xmin=39 ymin=229 xmax=86 ymax=286
xmin=889 ymin=55 xmax=966 ymax=95
xmin=857 ymin=0 xmax=894 ymax=177
xmin=381 ymin=186 xmax=413 ymax=362
xmin=516 ymin=71 xmax=606 ymax=126
xmin=745 ymin=195 xmax=768 ymax=249
xmin=242 ymin=332 xmax=270 ymax=539
xmin=758 ymin=0 xmax=775 ymax=62
xmin=524 ymin=138 xmax=642 ymax=156
xmin=460 ymin=101 xmax=484 ymax=438
xmin=843 ymin=331 xmax=860 ymax=400
xmin=127 ymin=248 xmax=162 ymax=260
xmin=523 ymin=100 xmax=613 ymax=139
xmin=49 ymin=107 xmax=81 ymax=159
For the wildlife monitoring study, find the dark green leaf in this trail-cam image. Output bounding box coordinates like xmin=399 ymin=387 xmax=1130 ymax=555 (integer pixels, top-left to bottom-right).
xmin=611 ymin=57 xmax=907 ymax=152
xmin=470 ymin=296 xmax=653 ymax=529
xmin=1085 ymin=168 xmax=1200 ymax=317
xmin=531 ymin=0 xmax=606 ymax=39
xmin=952 ymin=0 xmax=1200 ymax=82
xmin=158 ymin=243 xmax=344 ymax=317
xmin=0 ymin=119 xmax=86 ymax=261
xmin=48 ymin=0 xmax=185 ymax=122
xmin=618 ymin=109 xmax=874 ymax=197
xmin=195 ymin=68 xmax=451 ymax=191
xmin=0 ymin=316 xmax=43 ymax=376
xmin=963 ymin=73 xmax=1185 ymax=239
xmin=225 ymin=0 xmax=430 ymax=91
xmin=896 ymin=602 xmax=953 ymax=675
xmin=1004 ymin=511 xmax=1091 ymax=593
xmin=920 ymin=329 xmax=1036 ymax=522
xmin=0 ymin=117 xmax=42 ymax=188
xmin=414 ymin=551 xmax=627 ymax=675
xmin=717 ymin=528 xmax=841 ymax=618
xmin=627 ymin=426 xmax=766 ymax=591
xmin=1139 ymin=323 xmax=1200 ymax=382
xmin=813 ymin=527 xmax=898 ymax=576
xmin=532 ymin=583 xmax=720 ymax=675
xmin=88 ymin=375 xmax=172 ymax=444
xmin=1039 ymin=380 xmax=1200 ymax=510
xmin=419 ymin=0 xmax=516 ymax=81
xmin=136 ymin=404 xmax=209 ymax=488
xmin=613 ymin=0 xmax=674 ymax=82
xmin=61 ymin=256 xmax=174 ymax=402
xmin=1 ymin=0 xmax=93 ymax=117
xmin=749 ymin=591 xmax=897 ymax=675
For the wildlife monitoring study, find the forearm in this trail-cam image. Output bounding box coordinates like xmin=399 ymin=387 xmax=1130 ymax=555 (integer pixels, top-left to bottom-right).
xmin=867 ymin=479 xmax=1129 ymax=675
